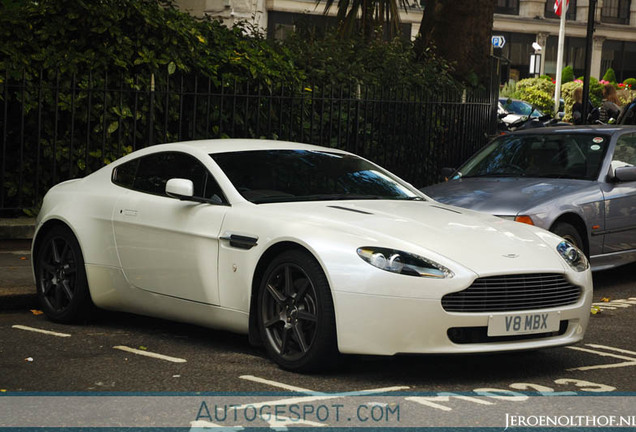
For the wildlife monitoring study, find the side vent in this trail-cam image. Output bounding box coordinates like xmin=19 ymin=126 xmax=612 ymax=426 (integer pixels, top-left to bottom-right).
xmin=220 ymin=233 xmax=258 ymax=250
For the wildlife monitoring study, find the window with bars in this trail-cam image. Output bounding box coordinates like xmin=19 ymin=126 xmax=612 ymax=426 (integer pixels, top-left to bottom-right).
xmin=601 ymin=0 xmax=631 ymax=24
xmin=544 ymin=0 xmax=578 ymax=20
xmin=495 ymin=0 xmax=519 ymax=15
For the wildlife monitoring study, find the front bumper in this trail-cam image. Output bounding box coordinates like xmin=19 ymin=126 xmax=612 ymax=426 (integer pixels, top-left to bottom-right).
xmin=333 ymin=276 xmax=592 ymax=356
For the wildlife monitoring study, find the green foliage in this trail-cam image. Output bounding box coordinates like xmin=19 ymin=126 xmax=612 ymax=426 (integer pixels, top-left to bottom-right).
xmin=514 ymin=78 xmax=555 ymax=113
xmin=499 ymin=80 xmax=517 ymax=98
xmin=280 ymin=29 xmax=457 ymax=90
xmin=561 ymin=65 xmax=574 ymax=84
xmin=561 ymin=81 xmax=581 ymax=122
xmin=586 ymin=76 xmax=604 ymax=106
xmin=539 ymin=75 xmax=553 ymax=81
xmin=319 ymin=0 xmax=410 ymax=42
xmin=0 ymin=0 xmax=470 ymax=215
xmin=602 ymin=67 xmax=617 ymax=84
xmin=0 ymin=0 xmax=303 ymax=214
xmin=624 ymin=78 xmax=636 ymax=88
xmin=0 ymin=0 xmax=300 ymax=85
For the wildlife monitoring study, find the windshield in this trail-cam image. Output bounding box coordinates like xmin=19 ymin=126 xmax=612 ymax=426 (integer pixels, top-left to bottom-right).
xmin=454 ymin=133 xmax=610 ymax=181
xmin=500 ymin=99 xmax=543 ymax=117
xmin=211 ymin=149 xmax=423 ymax=203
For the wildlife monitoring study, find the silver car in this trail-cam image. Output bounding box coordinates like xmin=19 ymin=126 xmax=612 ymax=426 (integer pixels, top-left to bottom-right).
xmin=423 ymin=126 xmax=636 ymax=271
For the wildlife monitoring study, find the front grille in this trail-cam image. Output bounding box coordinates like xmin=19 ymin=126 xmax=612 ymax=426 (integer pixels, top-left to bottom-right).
xmin=442 ymin=273 xmax=581 ymax=313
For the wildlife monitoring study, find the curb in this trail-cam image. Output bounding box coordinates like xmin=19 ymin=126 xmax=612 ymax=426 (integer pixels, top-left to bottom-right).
xmin=0 ymin=218 xmax=36 ymax=240
xmin=1 ymin=217 xmax=36 ymax=309
xmin=0 ymin=291 xmax=38 ymax=311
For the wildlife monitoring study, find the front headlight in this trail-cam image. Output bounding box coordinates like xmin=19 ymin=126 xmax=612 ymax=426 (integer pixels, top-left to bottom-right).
xmin=557 ymin=241 xmax=589 ymax=272
xmin=357 ymin=247 xmax=454 ymax=278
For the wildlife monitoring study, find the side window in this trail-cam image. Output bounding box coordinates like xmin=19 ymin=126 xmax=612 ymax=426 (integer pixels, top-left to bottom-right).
xmin=112 ymin=159 xmax=138 ymax=188
xmin=112 ymin=152 xmax=226 ymax=203
xmin=612 ymin=134 xmax=636 ymax=172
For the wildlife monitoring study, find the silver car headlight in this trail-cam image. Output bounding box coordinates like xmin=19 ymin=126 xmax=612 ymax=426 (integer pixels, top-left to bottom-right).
xmin=557 ymin=241 xmax=589 ymax=272
xmin=357 ymin=247 xmax=454 ymax=278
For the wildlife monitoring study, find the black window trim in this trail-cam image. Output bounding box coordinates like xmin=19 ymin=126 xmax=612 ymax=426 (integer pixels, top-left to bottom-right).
xmin=111 ymin=151 xmax=230 ymax=206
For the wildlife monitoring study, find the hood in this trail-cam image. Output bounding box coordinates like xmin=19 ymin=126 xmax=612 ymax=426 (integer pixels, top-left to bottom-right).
xmin=422 ymin=177 xmax=589 ymax=215
xmin=262 ymin=200 xmax=567 ymax=275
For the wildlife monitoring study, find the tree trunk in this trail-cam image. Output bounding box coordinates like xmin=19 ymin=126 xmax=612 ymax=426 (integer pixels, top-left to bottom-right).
xmin=416 ymin=0 xmax=495 ymax=86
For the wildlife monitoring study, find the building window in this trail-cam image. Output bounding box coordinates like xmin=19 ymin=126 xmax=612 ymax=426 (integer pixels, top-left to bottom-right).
xmin=602 ymin=40 xmax=636 ymax=82
xmin=544 ymin=0 xmax=577 ymax=20
xmin=495 ymin=0 xmax=519 ymax=15
xmin=545 ymin=35 xmax=586 ymax=78
xmin=601 ymin=0 xmax=631 ymax=25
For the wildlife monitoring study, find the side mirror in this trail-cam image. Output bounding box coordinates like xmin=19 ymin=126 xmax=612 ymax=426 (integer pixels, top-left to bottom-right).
xmin=614 ymin=166 xmax=636 ymax=182
xmin=166 ymin=178 xmax=194 ymax=199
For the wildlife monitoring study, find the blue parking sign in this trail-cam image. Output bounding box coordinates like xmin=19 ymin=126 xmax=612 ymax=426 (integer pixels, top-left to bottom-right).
xmin=492 ymin=35 xmax=506 ymax=49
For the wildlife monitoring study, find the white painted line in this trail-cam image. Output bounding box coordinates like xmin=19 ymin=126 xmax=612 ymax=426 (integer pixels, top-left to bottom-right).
xmin=567 ymin=360 xmax=636 ymax=371
xmin=113 ymin=345 xmax=186 ymax=363
xmin=240 ymin=374 xmax=409 ymax=396
xmin=593 ymin=302 xmax=631 ymax=308
xmin=583 ymin=344 xmax=636 ymax=356
xmin=236 ymin=375 xmax=409 ymax=411
xmin=566 ymin=344 xmax=636 ymax=371
xmin=567 ymin=345 xmax=636 ymax=362
xmin=612 ymin=299 xmax=636 ymax=304
xmin=240 ymin=375 xmax=316 ymax=394
xmin=12 ymin=325 xmax=71 ymax=338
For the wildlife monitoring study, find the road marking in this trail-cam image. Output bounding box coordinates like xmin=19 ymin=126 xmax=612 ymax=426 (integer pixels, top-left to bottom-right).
xmin=591 ymin=297 xmax=636 ymax=311
xmin=240 ymin=375 xmax=317 ymax=394
xmin=585 ymin=344 xmax=636 ymax=356
xmin=566 ymin=344 xmax=636 ymax=371
xmin=234 ymin=375 xmax=409 ymax=410
xmin=12 ymin=325 xmax=71 ymax=338
xmin=113 ymin=345 xmax=187 ymax=363
xmin=239 ymin=375 xmax=407 ymax=396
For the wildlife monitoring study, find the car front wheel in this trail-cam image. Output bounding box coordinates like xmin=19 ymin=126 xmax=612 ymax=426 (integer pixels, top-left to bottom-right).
xmin=257 ymin=250 xmax=338 ymax=372
xmin=35 ymin=225 xmax=93 ymax=323
xmin=552 ymin=222 xmax=585 ymax=254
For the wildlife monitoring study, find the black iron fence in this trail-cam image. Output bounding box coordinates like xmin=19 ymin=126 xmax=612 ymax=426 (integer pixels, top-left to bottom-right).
xmin=1 ymin=68 xmax=497 ymax=215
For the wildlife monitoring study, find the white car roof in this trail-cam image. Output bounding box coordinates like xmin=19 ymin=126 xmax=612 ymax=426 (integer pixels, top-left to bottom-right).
xmin=150 ymin=139 xmax=344 ymax=155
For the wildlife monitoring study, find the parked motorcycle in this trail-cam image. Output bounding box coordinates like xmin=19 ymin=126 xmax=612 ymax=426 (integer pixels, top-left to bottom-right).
xmin=497 ymin=112 xmax=570 ymax=133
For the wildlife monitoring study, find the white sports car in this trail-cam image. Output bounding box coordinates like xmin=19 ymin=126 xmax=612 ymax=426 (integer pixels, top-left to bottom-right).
xmin=32 ymin=139 xmax=592 ymax=371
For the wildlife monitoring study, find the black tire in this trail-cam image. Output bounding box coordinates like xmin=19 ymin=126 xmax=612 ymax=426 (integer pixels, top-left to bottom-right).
xmin=551 ymin=222 xmax=585 ymax=254
xmin=35 ymin=225 xmax=93 ymax=323
xmin=257 ymin=250 xmax=339 ymax=372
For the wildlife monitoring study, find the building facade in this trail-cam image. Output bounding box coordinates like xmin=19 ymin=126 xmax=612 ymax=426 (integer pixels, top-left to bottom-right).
xmin=176 ymin=0 xmax=636 ymax=82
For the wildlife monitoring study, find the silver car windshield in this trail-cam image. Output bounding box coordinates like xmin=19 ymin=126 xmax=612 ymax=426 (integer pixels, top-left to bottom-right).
xmin=211 ymin=149 xmax=423 ymax=203
xmin=456 ymin=133 xmax=610 ymax=181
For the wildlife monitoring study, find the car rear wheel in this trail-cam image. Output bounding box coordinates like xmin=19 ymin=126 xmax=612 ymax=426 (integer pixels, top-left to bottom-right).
xmin=552 ymin=222 xmax=585 ymax=253
xmin=35 ymin=225 xmax=93 ymax=323
xmin=257 ymin=250 xmax=338 ymax=372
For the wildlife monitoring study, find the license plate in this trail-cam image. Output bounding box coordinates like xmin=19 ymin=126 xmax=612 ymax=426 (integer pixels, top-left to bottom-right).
xmin=487 ymin=311 xmax=561 ymax=337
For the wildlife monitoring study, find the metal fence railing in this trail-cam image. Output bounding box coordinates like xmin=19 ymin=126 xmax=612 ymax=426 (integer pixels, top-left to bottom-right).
xmin=1 ymin=69 xmax=497 ymax=215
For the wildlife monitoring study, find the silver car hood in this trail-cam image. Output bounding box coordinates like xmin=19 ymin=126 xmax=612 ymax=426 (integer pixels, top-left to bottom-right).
xmin=423 ymin=177 xmax=591 ymax=216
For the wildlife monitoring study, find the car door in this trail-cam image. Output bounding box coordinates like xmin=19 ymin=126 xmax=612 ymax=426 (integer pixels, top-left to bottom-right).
xmin=111 ymin=151 xmax=228 ymax=305
xmin=602 ymin=132 xmax=636 ymax=254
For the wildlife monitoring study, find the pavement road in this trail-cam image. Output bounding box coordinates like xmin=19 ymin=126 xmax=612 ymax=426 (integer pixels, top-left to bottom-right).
xmin=0 ymin=239 xmax=634 ymax=394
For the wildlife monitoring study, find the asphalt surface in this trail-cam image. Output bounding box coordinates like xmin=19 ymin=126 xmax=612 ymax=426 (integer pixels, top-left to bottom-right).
xmin=1 ymin=236 xmax=636 ymax=429
xmin=1 ymin=236 xmax=635 ymax=391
